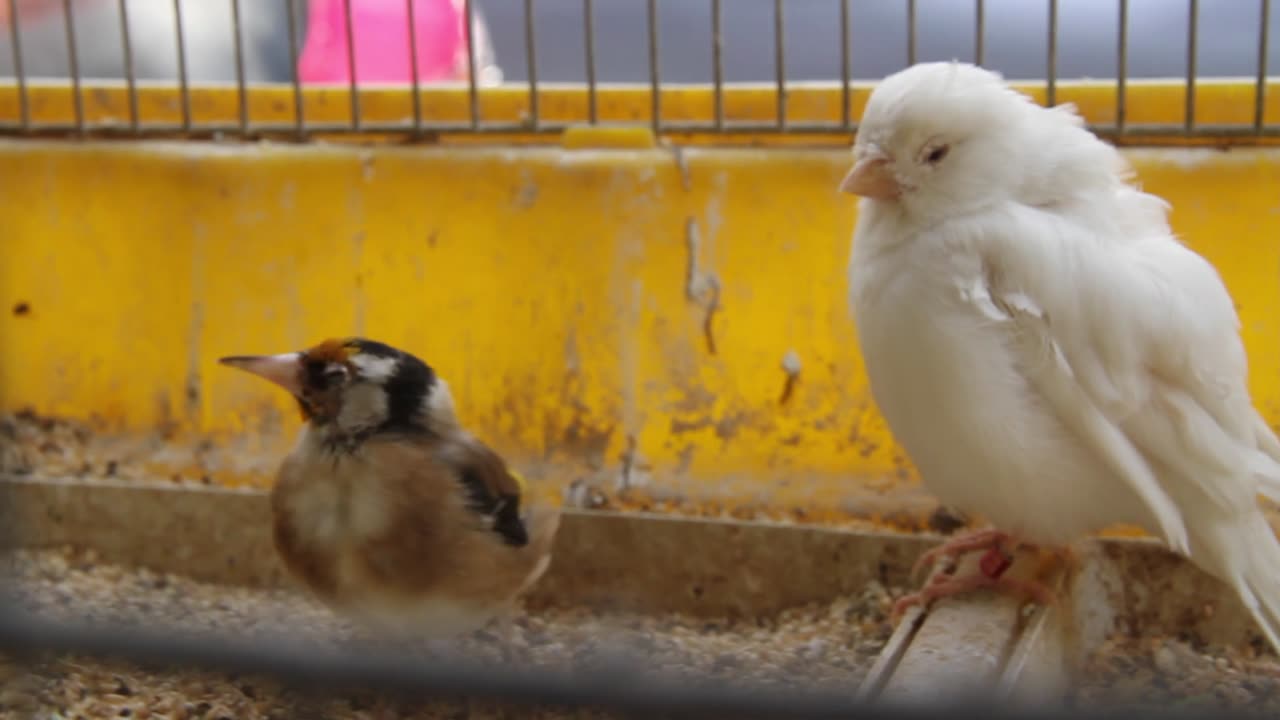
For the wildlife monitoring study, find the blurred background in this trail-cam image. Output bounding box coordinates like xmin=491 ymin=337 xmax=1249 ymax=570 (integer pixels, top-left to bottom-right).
xmin=0 ymin=0 xmax=1276 ymax=87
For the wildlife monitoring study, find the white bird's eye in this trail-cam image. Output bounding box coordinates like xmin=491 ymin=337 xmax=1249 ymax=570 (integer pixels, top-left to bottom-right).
xmin=924 ymin=144 xmax=951 ymax=165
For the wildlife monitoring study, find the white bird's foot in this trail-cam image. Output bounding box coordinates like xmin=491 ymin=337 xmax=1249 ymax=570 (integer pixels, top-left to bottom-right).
xmin=911 ymin=528 xmax=1018 ymax=581
xmin=893 ymin=536 xmax=1076 ymax=624
xmin=891 ymin=569 xmax=1058 ymax=623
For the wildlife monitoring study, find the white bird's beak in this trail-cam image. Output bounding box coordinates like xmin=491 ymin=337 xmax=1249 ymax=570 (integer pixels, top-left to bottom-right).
xmin=839 ymin=155 xmax=900 ymax=200
xmin=218 ymin=353 xmax=304 ymax=396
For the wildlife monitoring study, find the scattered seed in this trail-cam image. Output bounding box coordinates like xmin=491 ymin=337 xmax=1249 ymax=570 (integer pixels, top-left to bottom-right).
xmin=3 ymin=547 xmax=897 ymax=719
xmin=1078 ymin=636 xmax=1280 ymax=714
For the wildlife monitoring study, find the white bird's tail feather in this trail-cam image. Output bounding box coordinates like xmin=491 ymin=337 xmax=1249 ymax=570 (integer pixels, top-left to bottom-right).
xmin=1224 ymin=515 xmax=1280 ymax=654
xmin=1252 ymin=411 xmax=1280 ymax=505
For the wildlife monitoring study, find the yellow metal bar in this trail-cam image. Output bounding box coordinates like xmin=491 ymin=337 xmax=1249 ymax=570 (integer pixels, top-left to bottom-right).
xmin=1 ymin=141 xmax=1278 ymax=525
xmin=1 ymin=80 xmax=1278 ymax=145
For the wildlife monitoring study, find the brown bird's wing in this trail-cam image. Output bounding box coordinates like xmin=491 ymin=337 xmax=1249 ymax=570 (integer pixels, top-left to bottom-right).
xmin=357 ymin=438 xmax=557 ymax=609
xmin=439 ymin=436 xmax=529 ymax=547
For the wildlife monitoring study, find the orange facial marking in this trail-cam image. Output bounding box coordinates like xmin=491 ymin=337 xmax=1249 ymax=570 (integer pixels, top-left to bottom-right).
xmin=305 ymin=337 xmax=358 ymax=364
xmin=293 ymin=338 xmax=360 ymax=422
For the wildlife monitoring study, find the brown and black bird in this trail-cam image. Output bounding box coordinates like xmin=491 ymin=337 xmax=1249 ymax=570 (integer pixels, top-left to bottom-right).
xmin=219 ymin=338 xmax=560 ymax=644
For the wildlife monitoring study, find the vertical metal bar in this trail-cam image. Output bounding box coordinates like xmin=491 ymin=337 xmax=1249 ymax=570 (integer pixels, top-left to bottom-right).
xmin=524 ymin=0 xmax=539 ymax=130
xmin=172 ymin=0 xmax=191 ymax=133
xmin=974 ymin=0 xmax=984 ymax=65
xmin=840 ymin=0 xmax=850 ymax=129
xmin=6 ymin=0 xmax=29 ymax=130
xmin=463 ymin=0 xmax=479 ymax=129
xmin=1185 ymin=0 xmax=1197 ymax=132
xmin=231 ymin=0 xmax=248 ymax=134
xmin=1256 ymin=0 xmax=1270 ymax=131
xmin=117 ymin=0 xmax=139 ymax=133
xmin=285 ymin=0 xmax=305 ymax=137
xmin=647 ymin=0 xmax=660 ymax=132
xmin=406 ymin=0 xmax=422 ymax=135
xmin=906 ymin=0 xmax=917 ymax=66
xmin=343 ymin=0 xmax=360 ymax=130
xmin=584 ymin=0 xmax=598 ymax=124
xmin=1046 ymin=0 xmax=1058 ymax=106
xmin=712 ymin=0 xmax=724 ymax=131
xmin=1116 ymin=0 xmax=1128 ymax=133
xmin=774 ymin=0 xmax=785 ymax=129
xmin=62 ymin=0 xmax=84 ymax=133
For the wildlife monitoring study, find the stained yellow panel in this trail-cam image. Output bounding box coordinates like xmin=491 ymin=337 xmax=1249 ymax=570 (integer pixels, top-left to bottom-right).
xmin=1 ymin=139 xmax=1277 ymax=517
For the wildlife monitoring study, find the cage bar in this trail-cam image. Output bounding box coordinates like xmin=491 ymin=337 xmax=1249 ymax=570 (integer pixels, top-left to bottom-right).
xmin=6 ymin=0 xmax=28 ymax=130
xmin=774 ymin=0 xmax=786 ymax=129
xmin=62 ymin=0 xmax=84 ymax=134
xmin=975 ymin=0 xmax=985 ymax=66
xmin=907 ymin=0 xmax=917 ymax=66
xmin=464 ymin=0 xmax=479 ymax=129
xmin=285 ymin=0 xmax=306 ymax=137
xmin=1185 ymin=0 xmax=1198 ymax=132
xmin=1257 ymin=0 xmax=1270 ymax=131
xmin=342 ymin=0 xmax=361 ymax=130
xmin=171 ymin=0 xmax=190 ymax=133
xmin=840 ymin=0 xmax=850 ymax=129
xmin=712 ymin=0 xmax=724 ymax=131
xmin=116 ymin=0 xmax=139 ymax=132
xmin=1047 ymin=0 xmax=1058 ymax=106
xmin=1116 ymin=0 xmax=1128 ymax=134
xmin=584 ymin=0 xmax=598 ymax=124
xmin=406 ymin=0 xmax=423 ymax=135
xmin=231 ymin=0 xmax=249 ymax=134
xmin=525 ymin=0 xmax=539 ymax=130
xmin=648 ymin=0 xmax=661 ymax=132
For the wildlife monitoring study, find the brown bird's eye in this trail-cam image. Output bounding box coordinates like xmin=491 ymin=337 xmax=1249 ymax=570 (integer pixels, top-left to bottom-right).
xmin=925 ymin=145 xmax=950 ymax=164
xmin=306 ymin=360 xmax=348 ymax=390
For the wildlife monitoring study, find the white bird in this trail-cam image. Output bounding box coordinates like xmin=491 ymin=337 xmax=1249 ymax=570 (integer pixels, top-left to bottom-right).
xmin=841 ymin=60 xmax=1280 ymax=652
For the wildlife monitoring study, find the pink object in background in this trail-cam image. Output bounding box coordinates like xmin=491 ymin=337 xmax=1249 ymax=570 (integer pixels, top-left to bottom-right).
xmin=0 ymin=0 xmax=75 ymax=29
xmin=299 ymin=0 xmax=468 ymax=84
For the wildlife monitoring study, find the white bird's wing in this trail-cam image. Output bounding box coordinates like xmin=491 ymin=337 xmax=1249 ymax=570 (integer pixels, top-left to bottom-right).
xmin=961 ymin=201 xmax=1280 ymax=555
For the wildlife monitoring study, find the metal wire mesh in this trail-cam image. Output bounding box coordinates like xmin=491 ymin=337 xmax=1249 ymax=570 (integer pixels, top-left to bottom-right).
xmin=0 ymin=600 xmax=1245 ymax=720
xmin=0 ymin=0 xmax=1274 ymax=139
xmin=0 ymin=602 xmax=884 ymax=720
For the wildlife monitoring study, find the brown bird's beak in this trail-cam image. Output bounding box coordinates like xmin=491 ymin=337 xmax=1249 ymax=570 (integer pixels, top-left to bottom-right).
xmin=839 ymin=155 xmax=900 ymax=200
xmin=218 ymin=353 xmax=304 ymax=396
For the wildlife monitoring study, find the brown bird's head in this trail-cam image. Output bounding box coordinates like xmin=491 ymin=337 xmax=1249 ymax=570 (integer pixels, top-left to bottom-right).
xmin=219 ymin=338 xmax=458 ymax=446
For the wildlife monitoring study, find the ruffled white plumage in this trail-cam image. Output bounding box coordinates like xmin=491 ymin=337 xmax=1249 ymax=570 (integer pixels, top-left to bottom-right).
xmin=848 ymin=61 xmax=1280 ymax=652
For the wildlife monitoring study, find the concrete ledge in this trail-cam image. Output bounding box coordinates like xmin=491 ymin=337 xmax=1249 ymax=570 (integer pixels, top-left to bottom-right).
xmin=0 ymin=475 xmax=933 ymax=619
